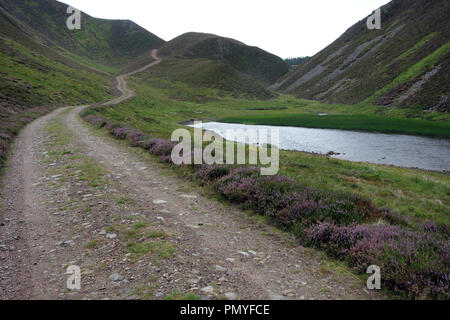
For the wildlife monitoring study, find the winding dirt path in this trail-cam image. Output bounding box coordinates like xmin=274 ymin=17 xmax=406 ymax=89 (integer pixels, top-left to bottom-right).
xmin=106 ymin=49 xmax=161 ymax=105
xmin=0 ymin=50 xmax=377 ymax=300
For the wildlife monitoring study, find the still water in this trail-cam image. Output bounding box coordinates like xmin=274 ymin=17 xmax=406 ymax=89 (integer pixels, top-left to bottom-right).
xmin=189 ymin=122 xmax=450 ymax=172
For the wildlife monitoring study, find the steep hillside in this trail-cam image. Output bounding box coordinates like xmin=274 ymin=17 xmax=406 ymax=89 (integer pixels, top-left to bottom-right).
xmin=272 ymin=0 xmax=450 ymax=112
xmin=137 ymin=57 xmax=276 ymax=100
xmin=140 ymin=32 xmax=289 ymax=99
xmin=159 ymin=32 xmax=289 ymax=85
xmin=0 ymin=0 xmax=165 ymax=69
xmin=0 ymin=0 xmax=165 ymax=169
xmin=0 ymin=7 xmax=111 ymax=105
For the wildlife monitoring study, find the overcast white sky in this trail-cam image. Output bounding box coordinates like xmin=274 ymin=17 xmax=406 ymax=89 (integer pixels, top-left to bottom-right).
xmin=58 ymin=0 xmax=391 ymax=58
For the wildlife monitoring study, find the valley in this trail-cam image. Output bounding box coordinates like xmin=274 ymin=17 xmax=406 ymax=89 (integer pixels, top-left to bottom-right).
xmin=0 ymin=49 xmax=376 ymax=300
xmin=0 ymin=0 xmax=449 ymax=301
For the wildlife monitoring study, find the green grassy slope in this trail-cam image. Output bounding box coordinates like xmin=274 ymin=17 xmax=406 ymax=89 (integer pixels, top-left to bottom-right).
xmin=0 ymin=35 xmax=112 ymax=107
xmin=159 ymin=32 xmax=289 ymax=85
xmin=0 ymin=0 xmax=165 ymax=70
xmin=138 ymin=57 xmax=277 ymax=100
xmin=273 ymin=0 xmax=450 ymax=112
xmin=154 ymin=32 xmax=289 ymax=98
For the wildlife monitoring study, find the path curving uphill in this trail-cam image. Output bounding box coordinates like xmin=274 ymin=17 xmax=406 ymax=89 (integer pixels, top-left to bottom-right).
xmin=0 ymin=50 xmax=378 ymax=300
xmin=105 ymin=49 xmax=161 ymax=105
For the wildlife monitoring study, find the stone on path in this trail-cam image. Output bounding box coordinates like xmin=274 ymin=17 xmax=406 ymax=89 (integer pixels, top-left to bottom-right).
xmin=215 ymin=265 xmax=227 ymax=272
xmin=224 ymin=292 xmax=237 ymax=300
xmin=268 ymin=291 xmax=285 ymax=300
xmin=180 ymin=194 xmax=197 ymax=199
xmin=109 ymin=273 xmax=124 ymax=282
xmin=237 ymin=251 xmax=250 ymax=258
xmin=201 ymin=286 xmax=214 ymax=294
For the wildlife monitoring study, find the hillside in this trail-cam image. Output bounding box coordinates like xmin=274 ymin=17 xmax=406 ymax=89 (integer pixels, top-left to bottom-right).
xmin=272 ymin=0 xmax=450 ymax=112
xmin=0 ymin=0 xmax=165 ymax=169
xmin=0 ymin=0 xmax=165 ymax=69
xmin=140 ymin=32 xmax=289 ymax=99
xmin=137 ymin=56 xmax=277 ymax=100
xmin=158 ymin=32 xmax=289 ymax=85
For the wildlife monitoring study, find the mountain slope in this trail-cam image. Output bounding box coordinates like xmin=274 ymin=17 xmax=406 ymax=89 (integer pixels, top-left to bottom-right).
xmin=137 ymin=57 xmax=276 ymax=100
xmin=158 ymin=32 xmax=289 ymax=85
xmin=0 ymin=0 xmax=165 ymax=69
xmin=272 ymin=0 xmax=450 ymax=112
xmin=141 ymin=32 xmax=289 ymax=99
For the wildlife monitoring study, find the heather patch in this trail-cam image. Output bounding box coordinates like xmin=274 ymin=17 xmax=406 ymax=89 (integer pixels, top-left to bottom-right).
xmin=207 ymin=167 xmax=376 ymax=230
xmin=306 ymin=222 xmax=449 ymax=299
xmin=137 ymin=138 xmax=176 ymax=157
xmin=196 ymin=164 xmax=232 ymax=182
xmin=83 ymin=115 xmax=107 ymax=128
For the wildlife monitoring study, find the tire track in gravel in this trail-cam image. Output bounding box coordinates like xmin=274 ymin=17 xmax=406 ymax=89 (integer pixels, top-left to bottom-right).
xmin=0 ymin=108 xmax=69 ymax=299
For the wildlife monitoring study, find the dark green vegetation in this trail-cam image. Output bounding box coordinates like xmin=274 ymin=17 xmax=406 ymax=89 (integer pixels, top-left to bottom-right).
xmin=220 ymin=114 xmax=450 ymax=138
xmin=285 ymin=56 xmax=309 ymax=66
xmin=1 ymin=0 xmax=164 ymax=69
xmin=151 ymin=32 xmax=289 ymax=99
xmin=273 ymin=0 xmax=450 ymax=112
xmin=139 ymin=57 xmax=276 ymax=100
xmin=0 ymin=35 xmax=112 ymax=107
xmin=158 ymin=32 xmax=289 ymax=84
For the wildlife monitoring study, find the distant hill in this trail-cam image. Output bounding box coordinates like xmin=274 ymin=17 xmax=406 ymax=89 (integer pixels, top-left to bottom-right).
xmin=158 ymin=32 xmax=289 ymax=85
xmin=272 ymin=0 xmax=450 ymax=112
xmin=0 ymin=0 xmax=165 ymax=168
xmin=0 ymin=0 xmax=165 ymax=69
xmin=143 ymin=32 xmax=289 ymax=99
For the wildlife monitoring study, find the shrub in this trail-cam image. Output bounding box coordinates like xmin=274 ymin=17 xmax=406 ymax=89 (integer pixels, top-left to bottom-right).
xmin=207 ymin=166 xmax=376 ymax=229
xmin=197 ymin=164 xmax=231 ymax=182
xmin=112 ymin=127 xmax=130 ymax=140
xmin=151 ymin=139 xmax=176 ymax=157
xmin=306 ymin=222 xmax=450 ymax=299
xmin=139 ymin=138 xmax=175 ymax=156
xmin=111 ymin=127 xmax=145 ymax=145
xmin=213 ymin=166 xmax=260 ymax=204
xmin=83 ymin=114 xmax=107 ymax=128
xmin=104 ymin=121 xmax=120 ymax=132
